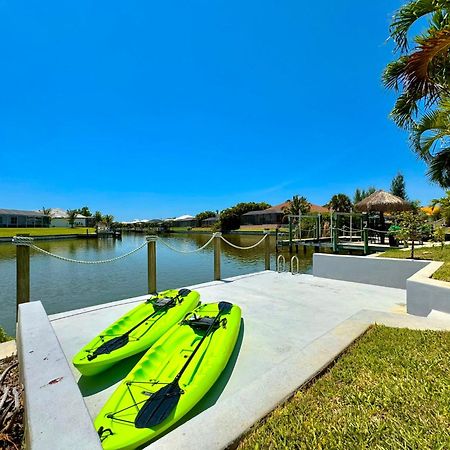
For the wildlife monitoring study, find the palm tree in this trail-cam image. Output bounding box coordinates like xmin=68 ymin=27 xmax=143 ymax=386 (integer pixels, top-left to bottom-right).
xmin=93 ymin=211 xmax=103 ymax=225
xmin=283 ymin=195 xmax=311 ymax=217
xmin=384 ymin=1 xmax=450 ymax=187
xmin=103 ymin=214 xmax=114 ymax=229
xmin=66 ymin=209 xmax=77 ymax=228
xmin=383 ymin=1 xmax=450 ymax=129
xmin=328 ymin=194 xmax=352 ymax=213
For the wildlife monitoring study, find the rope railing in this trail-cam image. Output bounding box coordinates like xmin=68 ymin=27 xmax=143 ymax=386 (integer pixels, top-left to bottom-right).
xmin=13 ymin=232 xmax=273 ymax=310
xmin=365 ymin=228 xmax=389 ymax=234
xmin=12 ymin=236 xmax=149 ymax=264
xmin=157 ymin=234 xmax=216 ymax=254
xmin=13 ymin=232 xmax=270 ymax=264
xmin=219 ymin=233 xmax=268 ymax=250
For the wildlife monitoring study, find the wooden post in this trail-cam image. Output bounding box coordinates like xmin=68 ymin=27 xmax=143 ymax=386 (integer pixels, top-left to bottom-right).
xmin=363 ymin=228 xmax=369 ymax=255
xmin=315 ymin=215 xmax=320 ymax=241
xmin=16 ymin=234 xmax=30 ymax=318
xmin=147 ymin=235 xmax=157 ymax=293
xmin=288 ymin=216 xmax=293 ymax=252
xmin=332 ymin=227 xmax=338 ymax=253
xmin=264 ymin=231 xmax=270 ymax=270
xmin=214 ymin=232 xmax=221 ymax=280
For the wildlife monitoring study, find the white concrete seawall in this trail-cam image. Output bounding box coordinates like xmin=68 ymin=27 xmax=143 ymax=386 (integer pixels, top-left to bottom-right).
xmin=312 ymin=253 xmax=429 ymax=289
xmin=313 ymin=253 xmax=450 ymax=316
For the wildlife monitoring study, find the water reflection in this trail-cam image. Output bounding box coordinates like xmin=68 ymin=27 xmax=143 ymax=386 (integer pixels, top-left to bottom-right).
xmin=0 ymin=233 xmax=316 ymax=335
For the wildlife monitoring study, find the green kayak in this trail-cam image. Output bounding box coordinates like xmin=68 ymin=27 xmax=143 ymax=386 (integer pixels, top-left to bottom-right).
xmin=95 ymin=301 xmax=241 ymax=450
xmin=73 ymin=289 xmax=200 ymax=377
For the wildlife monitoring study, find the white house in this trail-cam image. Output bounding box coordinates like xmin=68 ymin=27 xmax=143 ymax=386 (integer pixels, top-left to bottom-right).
xmin=48 ymin=208 xmax=89 ymax=228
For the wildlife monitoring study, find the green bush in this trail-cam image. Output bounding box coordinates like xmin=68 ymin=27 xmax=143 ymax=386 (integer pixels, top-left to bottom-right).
xmin=0 ymin=327 xmax=11 ymax=343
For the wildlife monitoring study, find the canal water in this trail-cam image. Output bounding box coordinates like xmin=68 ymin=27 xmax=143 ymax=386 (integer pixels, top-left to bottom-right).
xmin=0 ymin=232 xmax=316 ymax=335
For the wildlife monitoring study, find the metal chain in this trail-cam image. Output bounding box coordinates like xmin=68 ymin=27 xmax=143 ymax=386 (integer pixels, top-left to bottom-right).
xmin=157 ymin=234 xmax=216 ymax=253
xmin=220 ymin=233 xmax=268 ymax=250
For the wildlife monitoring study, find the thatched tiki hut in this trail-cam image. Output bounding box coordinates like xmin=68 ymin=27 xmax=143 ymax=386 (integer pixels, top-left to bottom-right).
xmin=354 ymin=190 xmax=411 ymax=243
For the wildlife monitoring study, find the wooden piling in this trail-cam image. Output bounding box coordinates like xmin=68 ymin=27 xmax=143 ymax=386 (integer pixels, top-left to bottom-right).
xmin=363 ymin=228 xmax=369 ymax=255
xmin=288 ymin=217 xmax=293 ymax=252
xmin=332 ymin=227 xmax=338 ymax=253
xmin=147 ymin=235 xmax=157 ymax=293
xmin=264 ymin=231 xmax=270 ymax=270
xmin=16 ymin=234 xmax=30 ymax=318
xmin=214 ymin=232 xmax=221 ymax=280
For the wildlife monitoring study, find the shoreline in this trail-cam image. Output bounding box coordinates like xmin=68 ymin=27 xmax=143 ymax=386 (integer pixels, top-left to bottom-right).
xmin=0 ymin=234 xmax=98 ymax=244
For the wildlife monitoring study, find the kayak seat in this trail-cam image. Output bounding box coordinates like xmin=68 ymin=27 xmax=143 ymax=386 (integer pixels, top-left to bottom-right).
xmin=152 ymin=297 xmax=177 ymax=311
xmin=184 ymin=315 xmax=220 ymax=330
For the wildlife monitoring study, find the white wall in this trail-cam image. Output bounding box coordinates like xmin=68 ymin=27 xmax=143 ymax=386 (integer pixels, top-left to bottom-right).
xmin=313 ymin=253 xmax=429 ymax=289
xmin=406 ymin=262 xmax=450 ymax=316
xmin=51 ymin=218 xmax=87 ymax=228
xmin=313 ymin=253 xmax=450 ymax=317
xmin=51 ymin=218 xmax=69 ymax=228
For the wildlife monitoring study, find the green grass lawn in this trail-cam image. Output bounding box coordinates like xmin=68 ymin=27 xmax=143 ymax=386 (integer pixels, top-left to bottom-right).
xmin=238 ymin=325 xmax=450 ymax=449
xmin=381 ymin=245 xmax=450 ymax=282
xmin=0 ymin=227 xmax=96 ymax=238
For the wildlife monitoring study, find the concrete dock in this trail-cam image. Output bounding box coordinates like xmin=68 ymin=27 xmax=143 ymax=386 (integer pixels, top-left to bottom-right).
xmin=47 ymin=270 xmax=410 ymax=449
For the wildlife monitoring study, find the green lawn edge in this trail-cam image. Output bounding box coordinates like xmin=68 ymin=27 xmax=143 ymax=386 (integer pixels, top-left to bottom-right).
xmin=0 ymin=227 xmax=96 ymax=238
xmin=380 ymin=246 xmax=450 ymax=282
xmin=238 ymin=325 xmax=450 ymax=449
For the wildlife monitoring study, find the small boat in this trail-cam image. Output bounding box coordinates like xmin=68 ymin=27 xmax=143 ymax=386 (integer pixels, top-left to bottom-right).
xmin=72 ymin=289 xmax=200 ymax=377
xmin=95 ymin=301 xmax=241 ymax=450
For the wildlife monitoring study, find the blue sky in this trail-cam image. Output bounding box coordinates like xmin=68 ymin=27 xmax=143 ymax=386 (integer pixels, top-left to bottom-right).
xmin=0 ymin=0 xmax=445 ymax=220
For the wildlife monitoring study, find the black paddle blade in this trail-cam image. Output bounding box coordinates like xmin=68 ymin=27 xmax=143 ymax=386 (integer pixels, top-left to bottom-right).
xmin=135 ymin=382 xmax=182 ymax=428
xmin=218 ymin=301 xmax=233 ymax=313
xmin=87 ymin=334 xmax=130 ymax=361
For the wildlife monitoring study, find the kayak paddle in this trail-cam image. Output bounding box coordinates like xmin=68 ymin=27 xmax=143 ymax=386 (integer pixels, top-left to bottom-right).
xmin=87 ymin=288 xmax=191 ymax=361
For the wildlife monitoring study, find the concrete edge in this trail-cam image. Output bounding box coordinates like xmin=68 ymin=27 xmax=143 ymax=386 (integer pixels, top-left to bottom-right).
xmin=18 ymin=301 xmax=102 ymax=450
xmin=407 ymin=261 xmax=445 ymax=284
xmin=406 ymin=261 xmax=450 ymax=316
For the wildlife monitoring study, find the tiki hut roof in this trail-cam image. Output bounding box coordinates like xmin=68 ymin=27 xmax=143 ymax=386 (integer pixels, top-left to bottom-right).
xmin=354 ymin=190 xmax=410 ymax=213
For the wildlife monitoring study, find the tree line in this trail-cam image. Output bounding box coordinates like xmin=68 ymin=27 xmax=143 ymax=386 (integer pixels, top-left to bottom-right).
xmin=193 ymin=173 xmax=410 ymax=231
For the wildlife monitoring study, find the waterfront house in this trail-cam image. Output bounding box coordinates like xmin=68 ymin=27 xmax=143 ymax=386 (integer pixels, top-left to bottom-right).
xmin=48 ymin=208 xmax=91 ymax=228
xmin=202 ymin=216 xmax=219 ymax=227
xmin=241 ymin=201 xmax=329 ymax=226
xmin=170 ymin=215 xmax=198 ymax=228
xmin=0 ymin=208 xmax=49 ymax=228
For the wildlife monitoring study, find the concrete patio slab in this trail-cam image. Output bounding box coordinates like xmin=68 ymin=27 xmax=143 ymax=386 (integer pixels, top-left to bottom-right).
xmin=48 ymin=270 xmax=408 ymax=449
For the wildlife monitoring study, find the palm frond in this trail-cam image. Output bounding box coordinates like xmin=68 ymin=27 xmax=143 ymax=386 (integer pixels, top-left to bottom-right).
xmin=390 ymin=92 xmax=419 ymax=129
xmin=411 ymin=107 xmax=450 ymax=156
xmin=390 ymin=0 xmax=448 ymax=51
xmin=383 ymin=57 xmax=409 ymax=91
xmin=402 ymin=29 xmax=450 ymax=99
xmin=427 ymin=146 xmax=450 ymax=187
